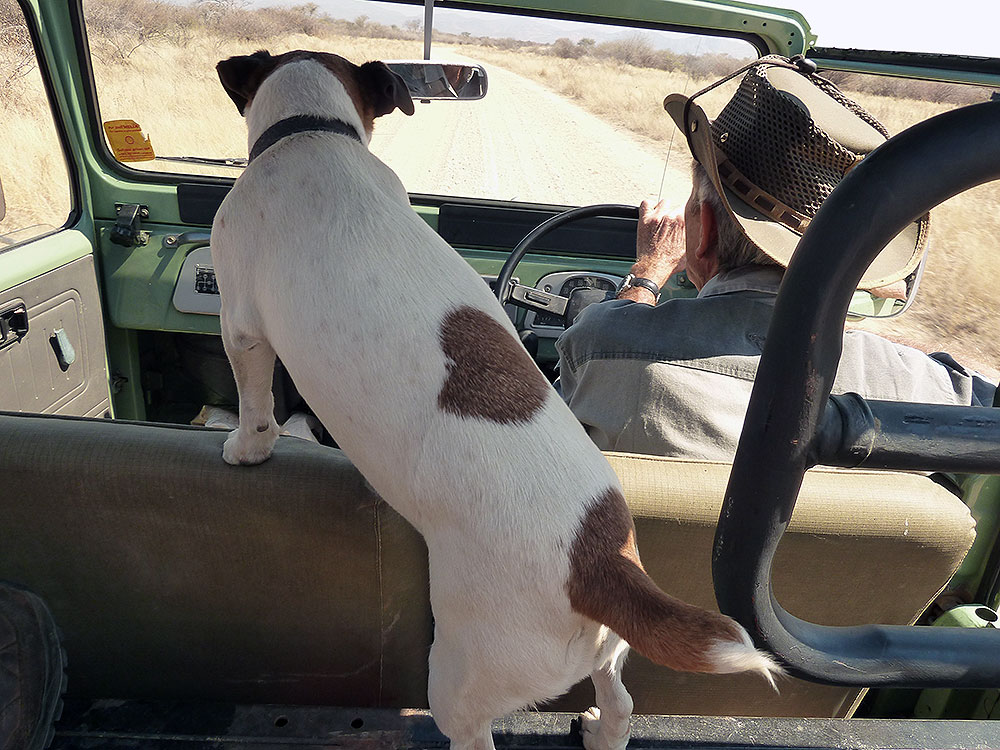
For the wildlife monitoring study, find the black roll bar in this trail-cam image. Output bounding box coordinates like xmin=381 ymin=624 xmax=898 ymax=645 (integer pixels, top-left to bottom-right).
xmin=814 ymin=395 xmax=1000 ymax=474
xmin=713 ymin=99 xmax=1000 ymax=687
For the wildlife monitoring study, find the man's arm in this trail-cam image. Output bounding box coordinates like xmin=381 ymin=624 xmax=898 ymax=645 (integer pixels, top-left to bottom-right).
xmin=617 ymin=198 xmax=687 ymax=305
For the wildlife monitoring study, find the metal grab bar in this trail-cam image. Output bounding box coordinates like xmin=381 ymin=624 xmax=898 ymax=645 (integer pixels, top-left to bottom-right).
xmin=713 ymin=99 xmax=1000 ymax=688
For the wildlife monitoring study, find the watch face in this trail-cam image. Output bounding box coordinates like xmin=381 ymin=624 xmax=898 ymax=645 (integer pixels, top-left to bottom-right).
xmin=615 ymin=274 xmax=634 ymax=295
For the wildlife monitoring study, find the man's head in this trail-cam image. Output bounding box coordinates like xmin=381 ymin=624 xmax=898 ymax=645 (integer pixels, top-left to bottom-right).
xmin=683 ymin=161 xmax=777 ymax=289
xmin=665 ymin=56 xmax=928 ymax=290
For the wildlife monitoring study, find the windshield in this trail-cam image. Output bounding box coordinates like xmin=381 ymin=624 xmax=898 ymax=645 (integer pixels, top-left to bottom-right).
xmin=83 ymin=0 xmax=757 ymax=207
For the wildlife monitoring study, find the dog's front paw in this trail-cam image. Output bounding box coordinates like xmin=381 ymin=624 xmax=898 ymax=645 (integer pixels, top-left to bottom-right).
xmin=579 ymin=707 xmax=629 ymax=750
xmin=222 ymin=424 xmax=278 ymax=466
xmin=579 ymin=707 xmax=603 ymax=749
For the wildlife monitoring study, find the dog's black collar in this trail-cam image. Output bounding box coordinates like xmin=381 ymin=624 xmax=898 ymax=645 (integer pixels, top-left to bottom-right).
xmin=248 ymin=115 xmax=363 ymax=163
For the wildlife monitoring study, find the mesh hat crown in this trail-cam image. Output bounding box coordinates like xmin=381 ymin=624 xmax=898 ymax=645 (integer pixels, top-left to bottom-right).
xmin=664 ymin=56 xmax=928 ymax=289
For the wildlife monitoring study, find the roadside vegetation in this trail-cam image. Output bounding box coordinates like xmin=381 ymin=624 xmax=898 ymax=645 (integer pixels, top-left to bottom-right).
xmin=2 ymin=0 xmax=998 ymax=373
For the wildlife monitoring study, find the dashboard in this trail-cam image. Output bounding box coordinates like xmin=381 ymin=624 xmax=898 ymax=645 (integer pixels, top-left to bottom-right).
xmin=172 ymin=245 xmax=622 ymax=337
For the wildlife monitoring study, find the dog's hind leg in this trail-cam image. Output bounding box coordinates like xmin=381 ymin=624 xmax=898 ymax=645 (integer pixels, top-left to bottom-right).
xmin=580 ymin=638 xmax=632 ymax=750
xmin=427 ymin=636 xmax=498 ymax=750
xmin=220 ymin=314 xmax=280 ymax=466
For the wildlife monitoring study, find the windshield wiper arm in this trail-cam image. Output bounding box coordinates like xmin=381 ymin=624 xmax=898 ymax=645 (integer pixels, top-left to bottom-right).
xmin=155 ymin=155 xmax=247 ymax=168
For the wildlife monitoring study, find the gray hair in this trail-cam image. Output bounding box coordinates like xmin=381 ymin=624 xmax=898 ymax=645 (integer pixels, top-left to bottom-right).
xmin=691 ymin=162 xmax=779 ymax=273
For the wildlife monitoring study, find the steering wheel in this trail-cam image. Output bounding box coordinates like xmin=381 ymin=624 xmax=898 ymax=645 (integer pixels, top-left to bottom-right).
xmin=494 ymin=204 xmax=639 ymax=322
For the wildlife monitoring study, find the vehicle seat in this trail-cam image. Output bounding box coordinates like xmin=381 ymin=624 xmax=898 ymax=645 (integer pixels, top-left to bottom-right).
xmin=0 ymin=413 xmax=975 ymax=717
xmin=556 ymin=452 xmax=975 ymax=718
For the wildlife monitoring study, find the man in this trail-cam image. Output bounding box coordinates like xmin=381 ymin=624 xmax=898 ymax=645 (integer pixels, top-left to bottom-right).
xmin=556 ymin=56 xmax=993 ymax=460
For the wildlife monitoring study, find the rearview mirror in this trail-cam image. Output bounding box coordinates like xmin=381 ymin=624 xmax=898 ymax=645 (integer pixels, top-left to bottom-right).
xmin=385 ymin=61 xmax=487 ymax=100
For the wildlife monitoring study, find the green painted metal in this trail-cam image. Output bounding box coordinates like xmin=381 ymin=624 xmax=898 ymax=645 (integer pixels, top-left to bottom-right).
xmin=0 ymin=229 xmax=93 ymax=292
xmin=913 ymin=605 xmax=1000 ymax=719
xmin=810 ymin=57 xmax=1000 ymax=88
xmin=104 ymin=325 xmax=146 ymax=420
xmin=449 ymin=0 xmax=813 ymax=54
xmin=412 ymin=204 xmax=439 ymax=232
xmin=98 ymin=224 xmax=222 ymax=334
xmin=97 ymin=229 xmax=638 ymax=338
xmin=948 ymin=475 xmax=1000 ymax=600
xmin=460 ymin=247 xmax=631 ymax=284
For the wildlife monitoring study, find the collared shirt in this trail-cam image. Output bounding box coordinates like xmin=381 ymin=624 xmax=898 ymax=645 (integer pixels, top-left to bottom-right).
xmin=556 ymin=266 xmax=994 ymax=460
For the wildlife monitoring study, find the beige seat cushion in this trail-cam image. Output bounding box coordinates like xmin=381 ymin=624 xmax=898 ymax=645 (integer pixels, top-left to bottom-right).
xmin=549 ymin=453 xmax=976 ymax=718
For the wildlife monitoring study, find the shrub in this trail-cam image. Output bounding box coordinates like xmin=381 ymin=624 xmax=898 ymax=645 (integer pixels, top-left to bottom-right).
xmin=84 ymin=0 xmax=167 ymax=62
xmin=595 ymin=35 xmax=659 ymax=68
xmin=551 ymin=37 xmax=584 ymax=59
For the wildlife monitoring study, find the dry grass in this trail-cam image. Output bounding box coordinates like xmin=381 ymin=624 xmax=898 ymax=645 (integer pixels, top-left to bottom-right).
xmin=839 ymin=89 xmax=1000 ymax=376
xmin=91 ymin=32 xmax=422 ymax=177
xmin=0 ymin=0 xmax=72 ymax=236
xmin=2 ymin=0 xmax=998 ymax=374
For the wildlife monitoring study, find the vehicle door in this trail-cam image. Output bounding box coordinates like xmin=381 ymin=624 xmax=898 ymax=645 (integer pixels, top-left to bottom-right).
xmin=0 ymin=0 xmax=110 ymax=417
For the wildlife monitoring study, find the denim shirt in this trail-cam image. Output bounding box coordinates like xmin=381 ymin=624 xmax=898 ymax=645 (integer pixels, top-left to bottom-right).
xmin=556 ymin=266 xmax=993 ymax=460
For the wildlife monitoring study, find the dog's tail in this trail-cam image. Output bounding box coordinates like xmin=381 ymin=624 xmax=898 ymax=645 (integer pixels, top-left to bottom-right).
xmin=567 ymin=488 xmax=783 ymax=689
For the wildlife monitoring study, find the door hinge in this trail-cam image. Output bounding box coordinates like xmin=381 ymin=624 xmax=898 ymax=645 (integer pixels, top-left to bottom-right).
xmin=110 ymin=203 xmax=150 ymax=247
xmin=110 ymin=372 xmax=129 ymax=395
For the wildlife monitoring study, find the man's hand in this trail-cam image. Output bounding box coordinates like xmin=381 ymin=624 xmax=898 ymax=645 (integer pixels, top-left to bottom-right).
xmin=618 ymin=198 xmax=687 ymax=304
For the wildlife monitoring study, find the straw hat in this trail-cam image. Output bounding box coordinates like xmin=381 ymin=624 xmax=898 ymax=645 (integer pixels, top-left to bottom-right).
xmin=664 ymin=55 xmax=928 ymax=289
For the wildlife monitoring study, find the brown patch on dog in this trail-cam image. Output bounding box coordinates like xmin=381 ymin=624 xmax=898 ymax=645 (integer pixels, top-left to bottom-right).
xmin=566 ymin=487 xmax=745 ymax=672
xmin=437 ymin=306 xmax=549 ymax=425
xmin=217 ymin=50 xmax=412 ymax=136
xmin=308 ymin=53 xmax=371 ymax=131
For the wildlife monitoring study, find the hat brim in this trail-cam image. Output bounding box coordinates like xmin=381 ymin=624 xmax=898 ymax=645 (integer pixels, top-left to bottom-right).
xmin=664 ymin=94 xmax=925 ymax=289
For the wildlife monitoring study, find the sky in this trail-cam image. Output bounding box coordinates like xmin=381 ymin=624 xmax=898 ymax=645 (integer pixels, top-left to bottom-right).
xmin=765 ymin=0 xmax=997 ymax=57
xmin=252 ymin=0 xmax=998 ymax=58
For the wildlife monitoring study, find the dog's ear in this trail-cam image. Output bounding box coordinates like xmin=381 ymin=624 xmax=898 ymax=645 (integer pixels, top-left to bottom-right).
xmin=217 ymin=50 xmax=276 ymax=115
xmin=359 ymin=61 xmax=415 ymax=117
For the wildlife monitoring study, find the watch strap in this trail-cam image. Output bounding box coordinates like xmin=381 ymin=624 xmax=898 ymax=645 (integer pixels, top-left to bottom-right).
xmin=617 ymin=274 xmax=660 ymax=301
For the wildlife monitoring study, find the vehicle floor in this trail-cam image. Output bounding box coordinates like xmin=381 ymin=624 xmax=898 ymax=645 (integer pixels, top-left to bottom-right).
xmin=52 ymin=700 xmax=1000 ymax=750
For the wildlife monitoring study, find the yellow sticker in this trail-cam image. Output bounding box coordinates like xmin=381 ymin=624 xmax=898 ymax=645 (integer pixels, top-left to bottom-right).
xmin=102 ymin=120 xmax=155 ymax=162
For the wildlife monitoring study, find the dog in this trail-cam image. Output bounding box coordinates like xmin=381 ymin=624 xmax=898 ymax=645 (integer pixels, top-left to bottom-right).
xmin=212 ymin=49 xmax=781 ymax=750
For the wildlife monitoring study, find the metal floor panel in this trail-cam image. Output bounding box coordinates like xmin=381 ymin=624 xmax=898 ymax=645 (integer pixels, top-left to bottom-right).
xmin=53 ymin=701 xmax=1000 ymax=750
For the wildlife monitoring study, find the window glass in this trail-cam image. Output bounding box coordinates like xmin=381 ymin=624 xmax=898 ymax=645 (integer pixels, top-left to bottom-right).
xmin=813 ymin=70 xmax=1000 ymax=380
xmin=82 ymin=0 xmax=757 ymax=208
xmin=0 ymin=0 xmax=73 ymax=246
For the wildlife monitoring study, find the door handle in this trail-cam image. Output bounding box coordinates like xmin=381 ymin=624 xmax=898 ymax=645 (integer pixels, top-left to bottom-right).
xmin=0 ymin=303 xmax=28 ymax=352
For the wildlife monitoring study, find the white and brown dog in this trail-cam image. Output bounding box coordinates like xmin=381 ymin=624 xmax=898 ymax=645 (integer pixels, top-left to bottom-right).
xmin=212 ymin=49 xmax=780 ymax=750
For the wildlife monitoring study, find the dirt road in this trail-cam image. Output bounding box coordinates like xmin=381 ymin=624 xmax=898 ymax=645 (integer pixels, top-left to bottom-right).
xmin=370 ymin=48 xmax=691 ymax=207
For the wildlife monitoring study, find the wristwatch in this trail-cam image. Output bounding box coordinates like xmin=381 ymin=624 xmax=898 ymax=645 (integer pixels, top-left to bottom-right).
xmin=616 ymin=273 xmax=660 ymax=302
